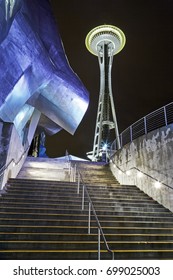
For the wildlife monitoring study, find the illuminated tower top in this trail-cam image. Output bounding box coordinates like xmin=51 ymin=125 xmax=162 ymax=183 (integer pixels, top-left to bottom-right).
xmin=85 ymin=24 xmax=126 ymax=57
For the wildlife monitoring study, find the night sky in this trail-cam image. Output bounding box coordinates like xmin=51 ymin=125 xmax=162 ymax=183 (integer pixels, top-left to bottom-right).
xmin=46 ymin=0 xmax=173 ymax=159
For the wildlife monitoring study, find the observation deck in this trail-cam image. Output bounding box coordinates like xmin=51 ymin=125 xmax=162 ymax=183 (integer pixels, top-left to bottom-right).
xmin=85 ymin=24 xmax=126 ymax=56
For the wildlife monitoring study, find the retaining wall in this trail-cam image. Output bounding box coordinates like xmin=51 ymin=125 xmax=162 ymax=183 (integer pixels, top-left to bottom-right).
xmin=110 ymin=124 xmax=173 ymax=212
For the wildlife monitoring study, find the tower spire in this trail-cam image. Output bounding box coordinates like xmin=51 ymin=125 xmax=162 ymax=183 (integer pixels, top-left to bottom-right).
xmin=85 ymin=24 xmax=126 ymax=161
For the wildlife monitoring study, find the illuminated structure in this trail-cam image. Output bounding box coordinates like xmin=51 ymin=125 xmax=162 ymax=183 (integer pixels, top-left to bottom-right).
xmin=0 ymin=0 xmax=89 ymax=187
xmin=85 ymin=25 xmax=125 ymax=161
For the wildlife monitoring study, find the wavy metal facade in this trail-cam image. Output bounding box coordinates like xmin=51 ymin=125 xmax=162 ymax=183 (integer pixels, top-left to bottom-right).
xmin=0 ymin=0 xmax=89 ymax=141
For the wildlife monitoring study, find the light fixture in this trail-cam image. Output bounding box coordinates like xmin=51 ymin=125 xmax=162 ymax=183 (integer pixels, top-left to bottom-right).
xmin=102 ymin=143 xmax=108 ymax=151
xmin=137 ymin=171 xmax=143 ymax=178
xmin=154 ymin=181 xmax=161 ymax=189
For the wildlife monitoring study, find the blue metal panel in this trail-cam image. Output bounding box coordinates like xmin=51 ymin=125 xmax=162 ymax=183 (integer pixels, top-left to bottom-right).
xmin=0 ymin=0 xmax=89 ymax=136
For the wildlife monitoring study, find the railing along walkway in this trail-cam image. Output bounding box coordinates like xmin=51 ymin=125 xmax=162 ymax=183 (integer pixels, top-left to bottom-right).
xmin=70 ymin=162 xmax=114 ymax=260
xmin=111 ymin=102 xmax=173 ymax=154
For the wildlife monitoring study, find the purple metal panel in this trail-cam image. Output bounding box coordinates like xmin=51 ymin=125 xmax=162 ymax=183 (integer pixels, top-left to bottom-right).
xmin=0 ymin=0 xmax=89 ymax=136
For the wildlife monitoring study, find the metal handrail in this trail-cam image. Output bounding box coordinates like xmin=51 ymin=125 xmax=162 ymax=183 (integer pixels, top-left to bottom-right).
xmin=111 ymin=160 xmax=173 ymax=190
xmin=74 ymin=164 xmax=114 ymax=260
xmin=0 ymin=146 xmax=29 ymax=187
xmin=111 ymin=102 xmax=173 ymax=154
xmin=83 ymin=184 xmax=114 ymax=259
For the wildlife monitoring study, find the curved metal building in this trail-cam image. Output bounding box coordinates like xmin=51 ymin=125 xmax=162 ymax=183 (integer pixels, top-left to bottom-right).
xmin=0 ymin=0 xmax=89 ymax=136
xmin=0 ymin=0 xmax=89 ymax=186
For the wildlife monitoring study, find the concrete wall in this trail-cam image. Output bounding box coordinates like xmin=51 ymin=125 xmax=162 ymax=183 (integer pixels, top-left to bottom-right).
xmin=110 ymin=124 xmax=173 ymax=212
xmin=0 ymin=121 xmax=28 ymax=189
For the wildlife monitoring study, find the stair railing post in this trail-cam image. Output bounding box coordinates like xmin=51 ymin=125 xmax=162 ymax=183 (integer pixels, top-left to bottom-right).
xmin=98 ymin=228 xmax=101 ymax=260
xmin=88 ymin=202 xmax=91 ymax=234
xmin=73 ymin=164 xmax=77 ymax=182
xmin=70 ymin=164 xmax=73 ymax=182
xmin=164 ymin=105 xmax=168 ymax=126
xmin=68 ymin=161 xmax=71 ymax=181
xmin=77 ymin=171 xmax=80 ymax=194
xmin=82 ymin=185 xmax=85 ymax=210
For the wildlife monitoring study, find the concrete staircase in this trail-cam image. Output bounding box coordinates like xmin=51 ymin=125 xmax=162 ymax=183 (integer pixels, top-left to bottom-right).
xmin=0 ymin=157 xmax=173 ymax=259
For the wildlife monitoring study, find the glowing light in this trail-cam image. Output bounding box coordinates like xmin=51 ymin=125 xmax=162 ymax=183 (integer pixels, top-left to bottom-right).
xmin=102 ymin=143 xmax=108 ymax=151
xmin=137 ymin=171 xmax=143 ymax=178
xmin=118 ymin=170 xmax=122 ymax=175
xmin=126 ymin=170 xmax=131 ymax=176
xmin=154 ymin=181 xmax=161 ymax=189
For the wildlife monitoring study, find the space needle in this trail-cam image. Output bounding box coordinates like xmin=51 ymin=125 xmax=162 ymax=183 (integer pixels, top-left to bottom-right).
xmin=85 ymin=24 xmax=126 ymax=161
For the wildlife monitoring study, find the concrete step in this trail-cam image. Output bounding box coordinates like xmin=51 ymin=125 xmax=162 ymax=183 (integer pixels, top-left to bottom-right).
xmin=0 ymin=206 xmax=89 ymax=215
xmin=89 ymin=200 xmax=161 ymax=207
xmin=0 ymin=197 xmax=83 ymax=204
xmin=1 ymin=225 xmax=173 ymax=234
xmin=1 ymin=232 xmax=173 ymax=242
xmin=0 ymin=205 xmax=172 ymax=217
xmin=87 ymin=184 xmax=143 ymax=190
xmin=87 ymin=188 xmax=146 ymax=195
xmin=90 ymin=195 xmax=155 ymax=201
xmin=94 ymin=205 xmax=169 ymax=213
xmin=0 ymin=202 xmax=85 ymax=210
xmin=8 ymin=178 xmax=74 ymax=186
xmin=5 ymin=183 xmax=77 ymax=191
xmin=0 ymin=194 xmax=83 ymax=203
xmin=1 ymin=218 xmax=173 ymax=228
xmin=0 ymin=199 xmax=160 ymax=211
xmin=1 ymin=240 xmax=173 ymax=251
xmin=4 ymin=189 xmax=79 ymax=198
xmin=1 ymin=211 xmax=173 ymax=221
xmin=0 ymin=201 xmax=169 ymax=214
xmin=1 ymin=249 xmax=173 ymax=260
xmin=4 ymin=188 xmax=150 ymax=200
xmin=1 ymin=193 xmax=158 ymax=205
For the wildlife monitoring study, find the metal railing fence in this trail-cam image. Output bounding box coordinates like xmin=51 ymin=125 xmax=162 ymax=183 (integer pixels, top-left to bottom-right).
xmin=111 ymin=102 xmax=173 ymax=154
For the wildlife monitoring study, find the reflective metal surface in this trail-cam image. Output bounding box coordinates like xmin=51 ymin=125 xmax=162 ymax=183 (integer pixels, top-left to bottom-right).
xmin=0 ymin=0 xmax=89 ymax=138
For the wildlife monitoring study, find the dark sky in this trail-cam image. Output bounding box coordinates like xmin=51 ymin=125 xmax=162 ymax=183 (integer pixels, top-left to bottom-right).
xmin=46 ymin=0 xmax=173 ymax=159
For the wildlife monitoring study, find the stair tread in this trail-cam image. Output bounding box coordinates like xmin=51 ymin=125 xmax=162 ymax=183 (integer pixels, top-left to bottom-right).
xmin=1 ymin=240 xmax=173 ymax=244
xmin=1 ymin=225 xmax=173 ymax=229
xmin=1 ymin=249 xmax=173 ymax=253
